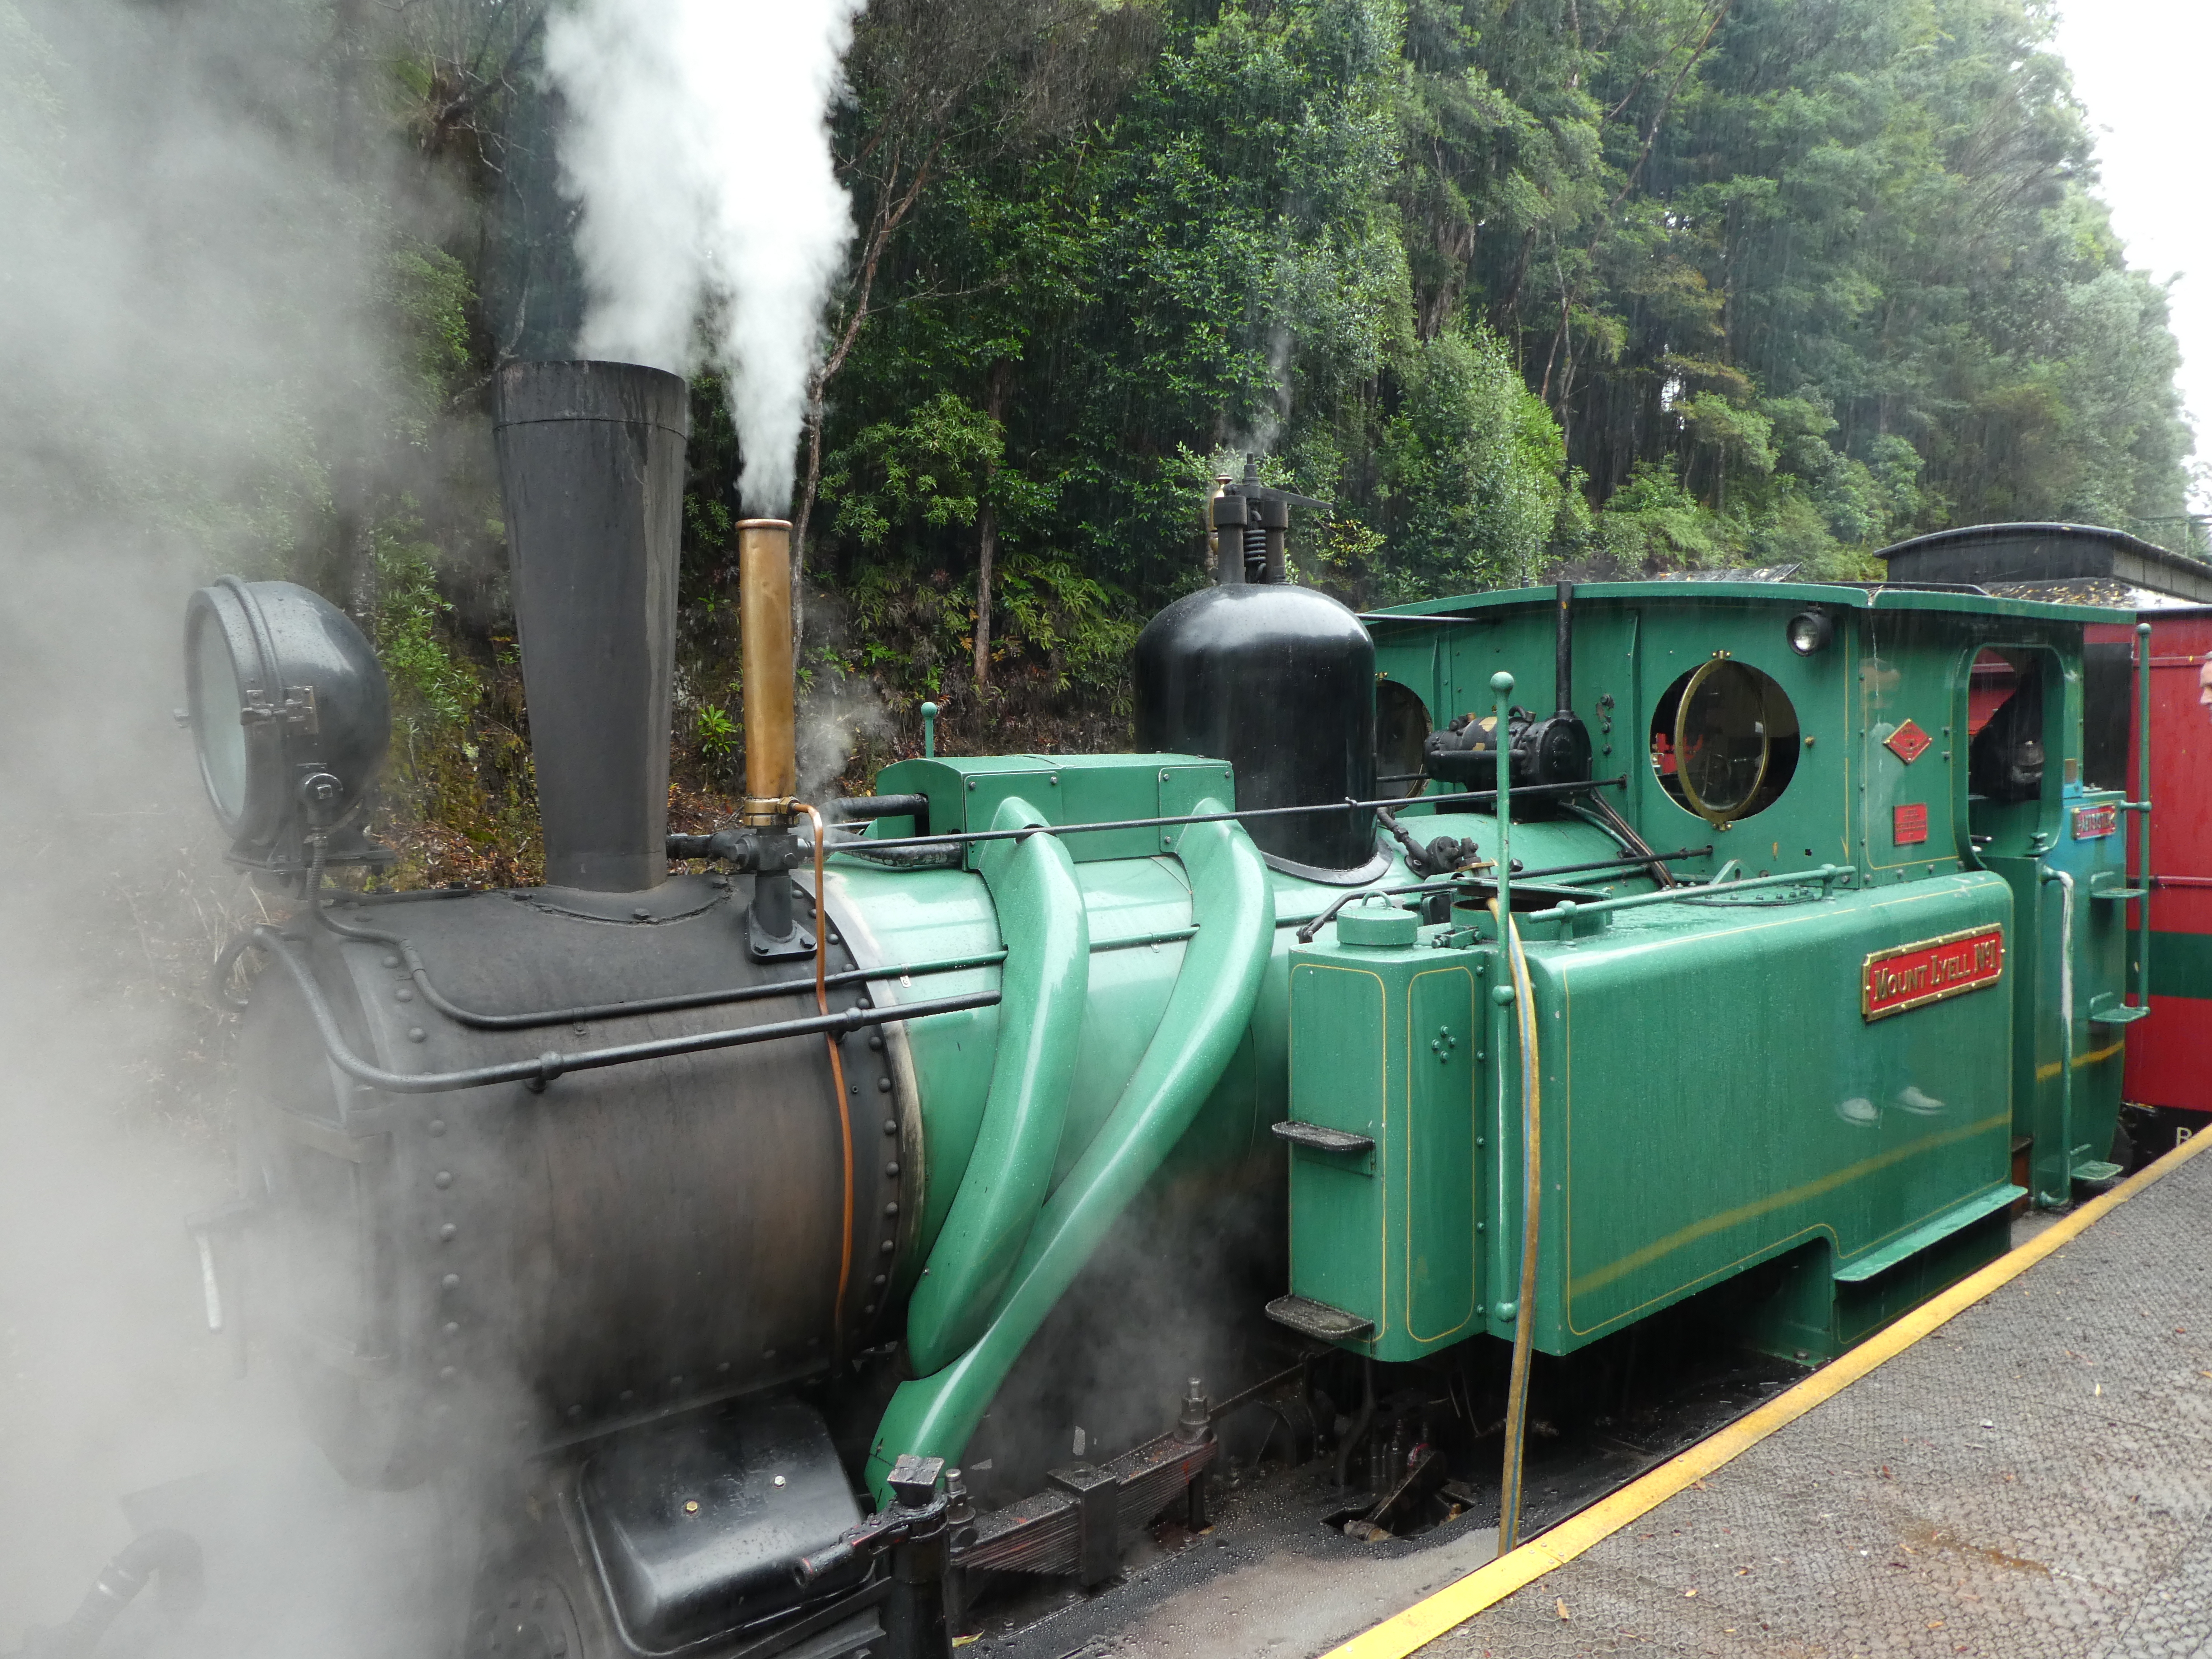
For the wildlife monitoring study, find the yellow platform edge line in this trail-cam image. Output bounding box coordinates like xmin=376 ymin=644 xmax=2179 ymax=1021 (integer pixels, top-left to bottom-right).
xmin=1321 ymin=1129 xmax=2212 ymax=1659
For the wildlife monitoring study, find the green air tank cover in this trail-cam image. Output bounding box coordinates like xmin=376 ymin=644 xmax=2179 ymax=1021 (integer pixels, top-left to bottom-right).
xmin=1337 ymin=903 xmax=1418 ymax=947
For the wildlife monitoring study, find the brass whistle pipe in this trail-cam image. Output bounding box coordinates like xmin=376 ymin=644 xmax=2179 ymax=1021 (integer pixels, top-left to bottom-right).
xmin=738 ymin=519 xmax=798 ymax=826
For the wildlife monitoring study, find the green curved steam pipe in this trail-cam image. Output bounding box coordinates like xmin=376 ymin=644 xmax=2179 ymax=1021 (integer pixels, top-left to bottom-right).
xmin=902 ymin=796 xmax=1090 ymax=1374
xmin=866 ymin=802 xmax=1275 ymax=1500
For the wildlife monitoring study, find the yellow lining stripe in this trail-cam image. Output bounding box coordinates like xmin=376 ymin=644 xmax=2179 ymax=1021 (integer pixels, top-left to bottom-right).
xmin=1321 ymin=1128 xmax=2212 ymax=1659
xmin=2037 ymin=1040 xmax=2124 ymax=1082
xmin=1568 ymin=1112 xmax=2010 ymax=1300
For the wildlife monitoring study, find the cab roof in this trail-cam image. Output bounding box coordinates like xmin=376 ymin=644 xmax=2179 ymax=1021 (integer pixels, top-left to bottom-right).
xmin=1363 ymin=577 xmax=2132 ymax=627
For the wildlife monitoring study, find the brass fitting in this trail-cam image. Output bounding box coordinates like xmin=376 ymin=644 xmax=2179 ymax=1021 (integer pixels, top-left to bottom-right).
xmin=737 ymin=519 xmax=797 ymax=826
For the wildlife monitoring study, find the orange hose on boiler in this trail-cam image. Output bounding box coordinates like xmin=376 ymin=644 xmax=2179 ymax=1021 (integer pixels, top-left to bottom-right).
xmin=794 ymin=803 xmax=855 ymax=1354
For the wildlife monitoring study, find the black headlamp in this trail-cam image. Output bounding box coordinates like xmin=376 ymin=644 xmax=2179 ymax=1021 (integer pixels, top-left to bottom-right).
xmin=182 ymin=577 xmax=392 ymax=875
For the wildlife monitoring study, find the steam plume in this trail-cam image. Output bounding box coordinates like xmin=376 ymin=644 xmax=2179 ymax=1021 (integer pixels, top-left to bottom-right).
xmin=546 ymin=0 xmax=864 ymax=514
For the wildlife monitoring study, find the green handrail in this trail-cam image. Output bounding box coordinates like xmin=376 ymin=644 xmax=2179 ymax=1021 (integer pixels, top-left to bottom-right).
xmin=864 ymin=800 xmax=1275 ymax=1501
xmin=2127 ymin=622 xmax=2152 ymax=1011
xmin=903 ymin=796 xmax=1090 ymax=1375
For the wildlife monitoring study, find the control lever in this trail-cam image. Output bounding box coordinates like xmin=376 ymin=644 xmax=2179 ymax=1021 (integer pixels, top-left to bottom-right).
xmin=794 ymin=1454 xmax=950 ymax=1583
xmin=794 ymin=1455 xmax=956 ymax=1659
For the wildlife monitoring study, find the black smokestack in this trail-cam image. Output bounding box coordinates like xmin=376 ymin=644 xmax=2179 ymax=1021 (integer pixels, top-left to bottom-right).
xmin=493 ymin=360 xmax=690 ymax=892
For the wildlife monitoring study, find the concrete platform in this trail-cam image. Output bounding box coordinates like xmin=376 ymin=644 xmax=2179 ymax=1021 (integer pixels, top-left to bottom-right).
xmin=1343 ymin=1133 xmax=2212 ymax=1658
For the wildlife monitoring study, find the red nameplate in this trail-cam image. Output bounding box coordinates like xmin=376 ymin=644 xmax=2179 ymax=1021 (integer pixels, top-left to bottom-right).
xmin=1893 ymin=802 xmax=1929 ymax=845
xmin=1863 ymin=926 xmax=2004 ymax=1022
xmin=2073 ymin=803 xmax=2118 ymax=839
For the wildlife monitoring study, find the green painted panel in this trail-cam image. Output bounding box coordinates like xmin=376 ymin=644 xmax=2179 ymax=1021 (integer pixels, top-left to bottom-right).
xmin=1406 ymin=967 xmax=1481 ymax=1342
xmin=1533 ymin=873 xmax=2016 ymax=1351
xmin=1285 ymin=960 xmax=1387 ymax=1335
xmin=871 ymin=752 xmax=1234 ymax=864
xmin=1284 ymin=940 xmax=1493 ymax=1362
xmin=2149 ymin=929 xmax=2212 ymax=1000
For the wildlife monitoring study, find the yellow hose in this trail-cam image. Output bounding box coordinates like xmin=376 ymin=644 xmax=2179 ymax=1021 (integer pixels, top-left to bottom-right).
xmin=1492 ymin=897 xmax=1542 ymax=1551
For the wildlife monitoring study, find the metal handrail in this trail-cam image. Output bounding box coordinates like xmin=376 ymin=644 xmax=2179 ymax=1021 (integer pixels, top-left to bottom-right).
xmin=246 ymin=926 xmax=999 ymax=1096
xmin=1520 ymin=863 xmax=1853 ymax=925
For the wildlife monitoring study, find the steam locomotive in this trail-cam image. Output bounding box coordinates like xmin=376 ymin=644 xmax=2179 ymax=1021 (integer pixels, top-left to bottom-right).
xmin=163 ymin=362 xmax=2150 ymax=1659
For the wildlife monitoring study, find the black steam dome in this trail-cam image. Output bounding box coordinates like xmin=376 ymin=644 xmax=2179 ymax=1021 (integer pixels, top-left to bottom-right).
xmin=1135 ymin=581 xmax=1379 ymax=877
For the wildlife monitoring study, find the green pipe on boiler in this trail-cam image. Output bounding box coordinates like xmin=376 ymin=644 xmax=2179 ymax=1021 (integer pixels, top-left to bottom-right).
xmin=902 ymin=796 xmax=1089 ymax=1375
xmin=863 ymin=801 xmax=1275 ymax=1502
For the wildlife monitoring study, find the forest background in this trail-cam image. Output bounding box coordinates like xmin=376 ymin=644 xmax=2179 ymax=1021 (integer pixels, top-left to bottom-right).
xmin=5 ymin=0 xmax=2200 ymax=886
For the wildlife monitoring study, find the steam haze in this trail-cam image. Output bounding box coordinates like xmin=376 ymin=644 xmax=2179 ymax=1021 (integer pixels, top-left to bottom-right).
xmin=546 ymin=0 xmax=866 ymax=514
xmin=0 ymin=0 xmax=454 ymax=1650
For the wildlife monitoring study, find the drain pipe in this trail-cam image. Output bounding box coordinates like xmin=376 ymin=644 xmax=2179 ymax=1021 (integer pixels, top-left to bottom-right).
xmin=10 ymin=1532 xmax=203 ymax=1659
xmin=2041 ymin=866 xmax=2076 ymax=1204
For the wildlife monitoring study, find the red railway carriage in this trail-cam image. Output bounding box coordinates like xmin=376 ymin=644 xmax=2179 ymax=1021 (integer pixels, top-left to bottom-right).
xmin=2089 ymin=609 xmax=2212 ymax=1115
xmin=1881 ymin=524 xmax=2212 ymax=1133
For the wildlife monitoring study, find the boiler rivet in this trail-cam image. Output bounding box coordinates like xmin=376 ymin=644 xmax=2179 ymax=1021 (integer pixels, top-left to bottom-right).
xmin=443 ymin=1322 xmax=459 ymax=1337
xmin=669 ymin=1375 xmax=683 ymax=1387
xmin=864 ymin=1303 xmax=876 ymax=1314
xmin=382 ymin=955 xmax=401 ymax=969
xmin=619 ymin=1390 xmax=634 ymax=1403
xmin=877 ymin=1077 xmax=892 ymax=1092
xmin=883 ymin=1120 xmax=897 ymax=1135
xmin=717 ymin=1361 xmax=731 ymax=1373
xmin=440 ymin=1366 xmax=457 ymax=1382
xmin=442 ymin=1273 xmax=461 ymax=1290
xmin=884 ymin=1201 xmax=899 ymax=1217
xmin=874 ymin=1274 xmax=887 ymax=1287
xmin=868 ymin=1034 xmax=884 ymax=1051
xmin=429 ymin=1120 xmax=446 ymax=1137
xmin=408 ymin=1027 xmax=427 ymax=1043
xmin=880 ymin=1239 xmax=895 ymax=1254
xmin=764 ymin=1348 xmax=777 ymax=1359
xmin=567 ymin=1405 xmax=582 ymax=1419
xmin=435 ymin=1172 xmax=454 ymax=1189
xmin=396 ymin=987 xmax=415 ymax=1003
xmin=633 ymin=908 xmax=650 ymax=920
xmin=440 ymin=1223 xmax=458 ymax=1242
xmin=885 ymin=1162 xmax=900 ymax=1176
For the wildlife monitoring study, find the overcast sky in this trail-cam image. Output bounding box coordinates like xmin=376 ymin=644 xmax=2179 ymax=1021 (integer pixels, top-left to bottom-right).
xmin=2052 ymin=0 xmax=2212 ymax=511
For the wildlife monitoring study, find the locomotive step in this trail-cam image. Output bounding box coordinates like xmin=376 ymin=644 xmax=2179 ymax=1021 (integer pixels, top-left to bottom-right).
xmin=1270 ymin=1120 xmax=1377 ymax=1154
xmin=1265 ymin=1294 xmax=1376 ymax=1343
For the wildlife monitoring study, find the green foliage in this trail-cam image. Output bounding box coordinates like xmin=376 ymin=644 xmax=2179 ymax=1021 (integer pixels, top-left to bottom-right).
xmin=51 ymin=0 xmax=2191 ymax=879
xmin=371 ymin=516 xmax=478 ymax=732
xmin=383 ymin=242 xmax=475 ymax=448
xmin=823 ymin=392 xmax=1022 ymax=551
xmin=1373 ymin=325 xmax=1566 ymax=598
xmin=694 ymin=702 xmax=738 ymax=765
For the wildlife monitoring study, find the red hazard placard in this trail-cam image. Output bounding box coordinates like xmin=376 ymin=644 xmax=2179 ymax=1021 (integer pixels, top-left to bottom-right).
xmin=1884 ymin=719 xmax=1933 ymax=763
xmin=1863 ymin=926 xmax=2005 ymax=1021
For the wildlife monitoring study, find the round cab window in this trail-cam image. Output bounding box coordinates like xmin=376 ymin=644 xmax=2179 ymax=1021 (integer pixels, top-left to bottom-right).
xmin=1649 ymin=659 xmax=1800 ymax=824
xmin=1374 ymin=680 xmax=1431 ymax=799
